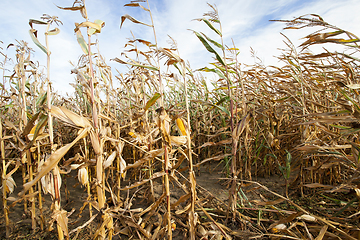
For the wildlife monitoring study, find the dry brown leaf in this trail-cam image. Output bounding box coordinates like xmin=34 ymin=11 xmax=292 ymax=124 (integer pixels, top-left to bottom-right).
xmin=19 ymin=128 xmax=89 ymax=196
xmin=304 ymin=183 xmax=334 ymax=189
xmin=120 ymin=172 xmax=165 ymax=191
xmin=170 ymin=135 xmax=187 ymax=146
xmin=51 ymin=209 xmax=69 ymax=237
xmin=314 ymin=225 xmax=328 ymax=240
xmin=193 ymin=154 xmax=232 ymax=168
xmin=51 ymin=106 xmax=91 ymax=128
xmin=255 ymin=198 xmax=285 ymax=206
xmin=124 ymin=148 xmax=164 ymax=171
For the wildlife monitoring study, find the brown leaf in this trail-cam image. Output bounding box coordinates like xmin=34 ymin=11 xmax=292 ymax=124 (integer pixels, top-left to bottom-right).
xmin=124 ymin=3 xmax=150 ymax=12
xmin=193 ymin=154 xmax=231 ymax=168
xmin=124 ymin=148 xmax=164 ymax=171
xmin=315 ymin=225 xmax=328 ymax=240
xmin=120 ymin=172 xmax=165 ymax=191
xmin=233 ymin=113 xmax=251 ymax=142
xmin=19 ymin=128 xmax=89 ymax=196
xmin=304 ymin=183 xmax=334 ymax=189
xmin=120 ymin=14 xmax=152 ymax=29
xmin=256 ymin=198 xmax=285 ymax=206
xmin=52 ymin=209 xmax=69 ymax=237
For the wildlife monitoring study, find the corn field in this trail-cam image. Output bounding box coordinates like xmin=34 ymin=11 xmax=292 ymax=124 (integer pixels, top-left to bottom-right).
xmin=1 ymin=1 xmax=360 ymax=239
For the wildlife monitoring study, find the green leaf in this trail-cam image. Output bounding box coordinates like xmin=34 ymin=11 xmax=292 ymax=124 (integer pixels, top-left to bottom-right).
xmin=330 ymin=124 xmax=351 ymax=129
xmin=111 ymin=58 xmax=159 ymax=71
xmin=332 ymin=38 xmax=359 ymax=43
xmin=339 ymin=89 xmax=360 ymax=112
xmin=264 ymin=153 xmax=277 ymax=165
xmin=201 ymin=32 xmax=223 ymax=49
xmin=202 ymin=18 xmax=222 ymax=36
xmin=29 ymin=29 xmax=49 ymax=55
xmin=36 ymin=91 xmax=47 ymax=107
xmin=75 ymin=28 xmax=89 ymax=54
xmin=191 ymin=99 xmax=230 ymax=116
xmin=215 ymin=96 xmax=230 ymax=106
xmin=285 ymin=150 xmax=291 ymax=179
xmin=24 ymin=113 xmax=48 ymax=151
xmin=196 ymin=67 xmax=217 ymax=73
xmin=144 ymin=93 xmax=161 ymax=110
xmin=192 ymin=30 xmax=225 ymax=66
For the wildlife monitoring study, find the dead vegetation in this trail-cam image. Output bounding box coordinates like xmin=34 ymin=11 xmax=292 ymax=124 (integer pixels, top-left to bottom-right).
xmin=1 ymin=1 xmax=360 ymax=239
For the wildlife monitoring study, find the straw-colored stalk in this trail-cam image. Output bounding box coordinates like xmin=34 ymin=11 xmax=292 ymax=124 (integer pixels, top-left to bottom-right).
xmin=37 ymin=142 xmax=45 ymax=230
xmin=1 ymin=52 xmax=10 ymax=237
xmin=0 ymin=121 xmax=9 ymax=238
xmin=83 ymin=138 xmax=93 ymax=218
xmin=85 ymin=24 xmax=110 ymax=239
xmin=26 ymin=149 xmax=36 ymax=231
xmin=16 ymin=49 xmax=29 ymax=215
xmin=44 ymin=21 xmax=64 ymax=240
xmin=145 ymin=1 xmax=172 ymax=237
xmin=181 ymin=63 xmax=196 ymax=240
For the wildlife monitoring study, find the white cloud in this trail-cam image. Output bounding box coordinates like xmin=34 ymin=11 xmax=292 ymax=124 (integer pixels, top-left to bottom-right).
xmin=1 ymin=0 xmax=358 ymax=94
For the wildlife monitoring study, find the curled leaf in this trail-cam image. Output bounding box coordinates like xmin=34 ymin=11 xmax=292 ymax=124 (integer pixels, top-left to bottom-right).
xmin=120 ymin=14 xmax=152 ymax=28
xmin=29 ymin=29 xmax=49 ymax=55
xmin=47 ymin=28 xmax=60 ymax=35
xmin=124 ymin=3 xmax=150 ymax=11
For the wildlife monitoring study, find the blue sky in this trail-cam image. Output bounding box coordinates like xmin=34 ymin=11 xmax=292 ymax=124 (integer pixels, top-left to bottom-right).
xmin=1 ymin=0 xmax=359 ymax=94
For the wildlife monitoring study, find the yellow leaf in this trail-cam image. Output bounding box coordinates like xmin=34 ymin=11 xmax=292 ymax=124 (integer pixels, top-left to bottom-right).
xmin=144 ymin=92 xmax=161 ymax=110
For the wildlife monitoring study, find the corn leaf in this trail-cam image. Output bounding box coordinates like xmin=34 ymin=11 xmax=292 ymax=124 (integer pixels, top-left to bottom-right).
xmin=29 ymin=29 xmax=49 ymax=55
xmin=19 ymin=128 xmax=89 ymax=196
xmin=120 ymin=14 xmax=152 ymax=28
xmin=75 ymin=26 xmax=89 ymax=54
xmin=47 ymin=28 xmax=60 ymax=35
xmin=192 ymin=30 xmax=225 ymax=66
xmin=201 ymin=32 xmax=223 ymax=49
xmin=124 ymin=3 xmax=150 ymax=12
xmin=144 ymin=92 xmax=161 ymax=110
xmin=29 ymin=19 xmax=47 ymax=29
xmin=201 ymin=18 xmax=222 ymax=36
xmin=111 ymin=57 xmax=158 ymax=71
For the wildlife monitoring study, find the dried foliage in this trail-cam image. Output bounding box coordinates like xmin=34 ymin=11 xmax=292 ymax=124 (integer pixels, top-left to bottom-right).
xmin=1 ymin=2 xmax=360 ymax=240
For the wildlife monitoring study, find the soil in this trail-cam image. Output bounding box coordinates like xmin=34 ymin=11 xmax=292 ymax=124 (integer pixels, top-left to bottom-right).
xmin=0 ymin=162 xmax=288 ymax=240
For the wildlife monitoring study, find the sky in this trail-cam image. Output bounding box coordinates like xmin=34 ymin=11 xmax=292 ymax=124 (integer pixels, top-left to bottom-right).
xmin=0 ymin=0 xmax=359 ymax=95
